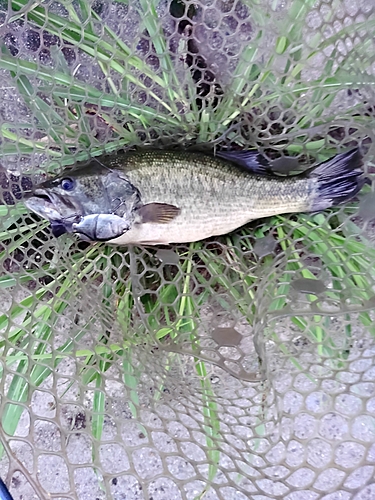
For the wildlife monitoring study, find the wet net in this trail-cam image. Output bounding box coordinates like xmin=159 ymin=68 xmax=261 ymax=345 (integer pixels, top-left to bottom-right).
xmin=0 ymin=0 xmax=375 ymax=498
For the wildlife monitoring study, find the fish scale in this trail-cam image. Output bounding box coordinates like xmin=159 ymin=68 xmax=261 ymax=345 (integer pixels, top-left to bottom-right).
xmin=102 ymin=152 xmax=307 ymax=244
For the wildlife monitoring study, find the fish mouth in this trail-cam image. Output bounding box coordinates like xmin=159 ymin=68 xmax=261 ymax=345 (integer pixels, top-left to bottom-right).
xmin=25 ymin=188 xmax=53 ymax=204
xmin=33 ymin=189 xmax=52 ymax=203
xmin=24 ymin=188 xmax=71 ymax=222
xmin=25 ymin=188 xmax=83 ymax=240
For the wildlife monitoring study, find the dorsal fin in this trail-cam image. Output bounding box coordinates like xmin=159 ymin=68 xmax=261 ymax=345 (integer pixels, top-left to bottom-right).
xmin=216 ymin=150 xmax=274 ymax=176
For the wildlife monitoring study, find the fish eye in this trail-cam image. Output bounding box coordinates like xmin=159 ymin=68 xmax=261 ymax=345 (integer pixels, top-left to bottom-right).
xmin=61 ymin=178 xmax=75 ymax=191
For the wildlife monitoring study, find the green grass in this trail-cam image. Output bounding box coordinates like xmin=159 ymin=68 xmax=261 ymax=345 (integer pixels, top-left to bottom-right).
xmin=0 ymin=0 xmax=375 ymax=496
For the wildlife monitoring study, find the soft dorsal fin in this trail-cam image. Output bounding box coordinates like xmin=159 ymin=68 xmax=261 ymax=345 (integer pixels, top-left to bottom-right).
xmin=216 ymin=150 xmax=274 ymax=176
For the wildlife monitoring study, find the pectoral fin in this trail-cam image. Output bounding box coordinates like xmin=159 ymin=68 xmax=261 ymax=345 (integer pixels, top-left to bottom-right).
xmin=137 ymin=203 xmax=181 ymax=224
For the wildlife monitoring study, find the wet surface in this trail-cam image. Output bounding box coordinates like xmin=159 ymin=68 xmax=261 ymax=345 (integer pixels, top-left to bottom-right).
xmin=271 ymin=156 xmax=302 ymax=175
xmin=291 ymin=278 xmax=326 ymax=295
xmin=253 ymin=233 xmax=277 ymax=258
xmin=156 ymin=248 xmax=180 ymax=265
xmin=212 ymin=326 xmax=242 ymax=346
xmin=358 ymin=192 xmax=375 ymax=221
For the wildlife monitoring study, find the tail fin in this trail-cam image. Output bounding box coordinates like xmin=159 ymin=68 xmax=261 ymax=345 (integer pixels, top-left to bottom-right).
xmin=308 ymin=148 xmax=367 ymax=211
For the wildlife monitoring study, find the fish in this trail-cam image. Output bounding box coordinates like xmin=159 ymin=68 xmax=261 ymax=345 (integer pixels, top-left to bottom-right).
xmin=72 ymin=213 xmax=131 ymax=241
xmin=24 ymin=148 xmax=366 ymax=245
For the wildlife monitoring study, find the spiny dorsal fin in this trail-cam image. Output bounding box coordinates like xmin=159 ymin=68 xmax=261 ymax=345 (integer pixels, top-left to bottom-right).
xmin=137 ymin=203 xmax=181 ymax=224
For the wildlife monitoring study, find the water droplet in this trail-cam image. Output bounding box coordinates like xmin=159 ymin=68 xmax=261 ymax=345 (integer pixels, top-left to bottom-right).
xmin=212 ymin=327 xmax=242 ymax=346
xmin=358 ymin=192 xmax=375 ymax=221
xmin=156 ymin=249 xmax=180 ymax=265
xmin=271 ymin=156 xmax=301 ymax=175
xmin=253 ymin=233 xmax=277 ymax=258
xmin=291 ymin=278 xmax=326 ymax=295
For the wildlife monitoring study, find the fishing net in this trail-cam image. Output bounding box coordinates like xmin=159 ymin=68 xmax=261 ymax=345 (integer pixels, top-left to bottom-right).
xmin=0 ymin=0 xmax=375 ymax=498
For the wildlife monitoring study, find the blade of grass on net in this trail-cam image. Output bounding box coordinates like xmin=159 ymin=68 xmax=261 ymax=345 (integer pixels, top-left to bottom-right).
xmin=275 ymin=0 xmax=327 ymax=81
xmin=2 ymin=321 xmax=96 ymax=442
xmin=194 ymin=358 xmax=221 ymax=499
xmin=56 ymin=99 xmax=96 ymax=149
xmin=1 ymin=278 xmax=77 ymax=447
xmin=265 ymin=72 xmax=375 ymax=110
xmin=0 ymin=54 xmax=183 ymax=129
xmin=0 ymin=125 xmax=63 ymax=156
xmin=45 ymin=136 xmax=141 ymax=172
xmin=11 ymin=0 xmax=186 ymax=119
xmin=273 ymin=222 xmax=342 ymax=359
xmin=270 ymin=213 xmax=375 ymax=347
xmin=160 ymin=243 xmax=221 ymax=489
xmin=184 ymin=251 xmax=221 ymax=488
xmin=198 ymin=232 xmax=309 ymax=374
xmin=212 ymin=32 xmax=263 ymax=129
xmin=276 ymin=0 xmax=318 ymax=48
xmin=296 ymin=217 xmax=375 ymax=336
xmin=137 ymin=0 xmax=188 ymax=117
xmin=9 ymin=0 xmax=159 ymax=83
xmin=90 ymin=373 xmax=109 ymax=495
xmin=198 ymin=247 xmax=256 ymax=320
xmin=92 ymin=371 xmax=106 ymax=444
xmin=309 ymin=19 xmax=375 ymax=65
xmin=133 ymin=243 xmax=221 ymax=485
xmin=116 ymin=279 xmax=134 ymax=335
xmin=10 ymin=72 xmax=74 ymax=152
xmin=0 ymin=245 xmax=107 ymax=442
xmin=215 ymin=0 xmax=317 ymax=130
xmin=46 ymin=85 xmax=182 ymax=127
xmin=122 ymin=353 xmax=148 ymax=439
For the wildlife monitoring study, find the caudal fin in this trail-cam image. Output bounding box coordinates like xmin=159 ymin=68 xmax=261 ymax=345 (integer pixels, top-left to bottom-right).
xmin=308 ymin=148 xmax=367 ymax=211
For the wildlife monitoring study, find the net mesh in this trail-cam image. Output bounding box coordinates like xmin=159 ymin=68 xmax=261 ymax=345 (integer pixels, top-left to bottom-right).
xmin=0 ymin=0 xmax=375 ymax=498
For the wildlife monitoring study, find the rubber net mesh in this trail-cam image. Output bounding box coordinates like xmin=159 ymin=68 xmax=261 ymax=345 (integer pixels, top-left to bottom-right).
xmin=0 ymin=0 xmax=375 ymax=499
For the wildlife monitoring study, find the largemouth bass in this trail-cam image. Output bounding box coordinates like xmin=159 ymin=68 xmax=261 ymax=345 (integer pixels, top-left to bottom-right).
xmin=24 ymin=149 xmax=366 ymax=245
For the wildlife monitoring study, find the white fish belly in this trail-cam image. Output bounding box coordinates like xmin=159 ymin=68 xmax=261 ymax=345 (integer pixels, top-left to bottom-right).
xmin=106 ymin=178 xmax=311 ymax=245
xmin=108 ymin=212 xmax=253 ymax=245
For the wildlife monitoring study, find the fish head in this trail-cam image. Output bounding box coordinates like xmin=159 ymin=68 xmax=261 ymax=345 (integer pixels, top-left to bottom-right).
xmin=24 ymin=159 xmax=140 ymax=231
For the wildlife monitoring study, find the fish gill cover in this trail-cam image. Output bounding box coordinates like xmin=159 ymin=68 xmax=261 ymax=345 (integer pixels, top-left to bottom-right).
xmin=0 ymin=1 xmax=374 ymax=499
